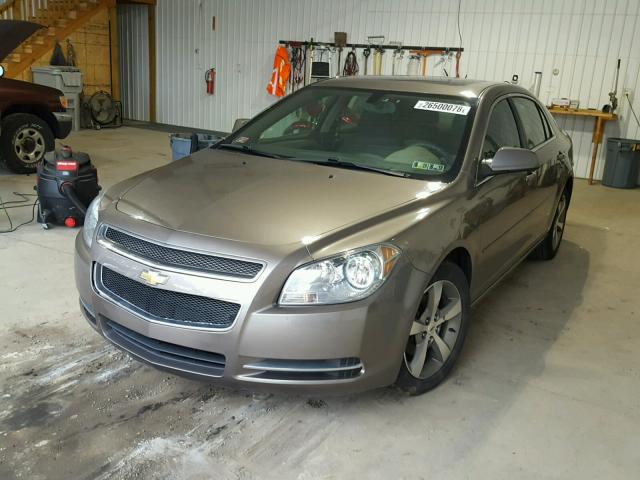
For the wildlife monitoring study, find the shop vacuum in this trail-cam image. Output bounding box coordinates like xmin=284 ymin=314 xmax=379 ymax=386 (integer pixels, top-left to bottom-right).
xmin=36 ymin=145 xmax=101 ymax=229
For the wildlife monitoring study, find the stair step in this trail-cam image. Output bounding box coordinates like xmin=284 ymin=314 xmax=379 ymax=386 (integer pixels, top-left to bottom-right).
xmin=3 ymin=0 xmax=107 ymax=79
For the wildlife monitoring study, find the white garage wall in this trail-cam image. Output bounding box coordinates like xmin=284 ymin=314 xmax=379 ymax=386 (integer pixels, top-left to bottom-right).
xmin=152 ymin=0 xmax=640 ymax=180
xmin=118 ymin=3 xmax=150 ymax=121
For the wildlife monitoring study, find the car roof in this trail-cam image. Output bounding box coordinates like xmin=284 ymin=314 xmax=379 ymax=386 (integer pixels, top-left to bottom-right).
xmin=311 ymin=76 xmax=514 ymax=98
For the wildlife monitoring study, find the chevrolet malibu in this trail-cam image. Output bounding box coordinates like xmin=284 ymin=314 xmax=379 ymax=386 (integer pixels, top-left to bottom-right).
xmin=76 ymin=77 xmax=572 ymax=395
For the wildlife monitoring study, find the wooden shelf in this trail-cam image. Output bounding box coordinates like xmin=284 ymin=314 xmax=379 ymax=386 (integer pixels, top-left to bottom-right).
xmin=547 ymin=107 xmax=617 ymax=120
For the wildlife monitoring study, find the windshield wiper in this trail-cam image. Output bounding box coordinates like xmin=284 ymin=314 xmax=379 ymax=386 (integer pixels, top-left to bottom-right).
xmin=309 ymin=158 xmax=410 ymax=178
xmin=217 ymin=143 xmax=290 ymax=159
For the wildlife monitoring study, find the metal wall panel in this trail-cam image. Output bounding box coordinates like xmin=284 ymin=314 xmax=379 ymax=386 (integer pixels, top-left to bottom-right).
xmin=118 ymin=4 xmax=150 ymax=122
xmin=154 ymin=0 xmax=640 ymax=180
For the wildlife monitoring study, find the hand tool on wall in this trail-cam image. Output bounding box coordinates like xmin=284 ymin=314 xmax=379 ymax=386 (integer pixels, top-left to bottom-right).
xmin=390 ymin=43 xmax=403 ymax=75
xmin=335 ymin=32 xmax=347 ymax=76
xmin=604 ymin=58 xmax=621 ymax=113
xmin=289 ymin=44 xmax=305 ymax=91
xmin=342 ymin=48 xmax=359 ymax=76
xmin=409 ymin=48 xmax=463 ymax=77
xmin=375 ymin=47 xmax=384 ymax=75
xmin=362 ymin=47 xmax=370 ymax=75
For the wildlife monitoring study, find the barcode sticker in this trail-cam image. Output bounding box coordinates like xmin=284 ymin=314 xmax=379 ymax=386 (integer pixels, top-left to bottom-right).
xmin=414 ymin=100 xmax=470 ymax=115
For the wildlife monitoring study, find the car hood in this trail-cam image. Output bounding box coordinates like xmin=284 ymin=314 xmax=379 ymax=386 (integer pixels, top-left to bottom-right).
xmin=0 ymin=20 xmax=43 ymax=60
xmin=116 ymin=149 xmax=443 ymax=246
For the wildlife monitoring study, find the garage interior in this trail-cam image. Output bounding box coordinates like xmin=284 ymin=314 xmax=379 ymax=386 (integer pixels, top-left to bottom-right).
xmin=1 ymin=1 xmax=640 ymax=479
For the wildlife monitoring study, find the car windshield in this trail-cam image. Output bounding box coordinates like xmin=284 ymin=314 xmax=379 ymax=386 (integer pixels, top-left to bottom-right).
xmin=220 ymin=86 xmax=475 ymax=180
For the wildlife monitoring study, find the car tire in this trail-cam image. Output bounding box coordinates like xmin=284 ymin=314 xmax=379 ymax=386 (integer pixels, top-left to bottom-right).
xmin=395 ymin=261 xmax=470 ymax=395
xmin=529 ymin=188 xmax=569 ymax=261
xmin=0 ymin=113 xmax=54 ymax=174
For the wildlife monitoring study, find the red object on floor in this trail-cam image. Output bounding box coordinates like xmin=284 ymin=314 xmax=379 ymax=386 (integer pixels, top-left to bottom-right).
xmin=64 ymin=217 xmax=77 ymax=228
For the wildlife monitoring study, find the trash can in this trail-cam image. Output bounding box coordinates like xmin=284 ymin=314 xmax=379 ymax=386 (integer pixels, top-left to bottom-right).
xmin=32 ymin=66 xmax=83 ymax=131
xmin=170 ymin=133 xmax=222 ymax=161
xmin=602 ymin=138 xmax=640 ymax=189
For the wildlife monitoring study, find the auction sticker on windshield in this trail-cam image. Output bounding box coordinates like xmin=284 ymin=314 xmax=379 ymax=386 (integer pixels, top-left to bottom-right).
xmin=414 ymin=100 xmax=470 ymax=115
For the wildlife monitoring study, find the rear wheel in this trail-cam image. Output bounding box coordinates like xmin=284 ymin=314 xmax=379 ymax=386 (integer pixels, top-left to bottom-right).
xmin=530 ymin=188 xmax=569 ymax=260
xmin=395 ymin=262 xmax=470 ymax=395
xmin=0 ymin=113 xmax=54 ymax=174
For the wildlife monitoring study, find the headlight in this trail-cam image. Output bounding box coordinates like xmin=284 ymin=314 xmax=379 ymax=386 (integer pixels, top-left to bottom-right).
xmin=59 ymin=95 xmax=68 ymax=109
xmin=82 ymin=192 xmax=103 ymax=247
xmin=279 ymin=244 xmax=400 ymax=305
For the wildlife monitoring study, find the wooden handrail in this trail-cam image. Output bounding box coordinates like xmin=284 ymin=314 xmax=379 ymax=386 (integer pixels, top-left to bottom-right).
xmin=0 ymin=0 xmax=48 ymax=21
xmin=0 ymin=0 xmax=19 ymax=20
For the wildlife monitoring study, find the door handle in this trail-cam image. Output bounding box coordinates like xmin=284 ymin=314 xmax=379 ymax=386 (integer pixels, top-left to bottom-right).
xmin=525 ymin=171 xmax=538 ymax=186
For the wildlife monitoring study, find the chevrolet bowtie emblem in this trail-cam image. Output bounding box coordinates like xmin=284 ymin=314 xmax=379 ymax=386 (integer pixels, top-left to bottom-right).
xmin=139 ymin=269 xmax=169 ymax=286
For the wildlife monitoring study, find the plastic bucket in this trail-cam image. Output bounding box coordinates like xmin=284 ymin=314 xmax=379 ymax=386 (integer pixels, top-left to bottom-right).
xmin=170 ymin=133 xmax=221 ymax=161
xmin=170 ymin=133 xmax=195 ymax=161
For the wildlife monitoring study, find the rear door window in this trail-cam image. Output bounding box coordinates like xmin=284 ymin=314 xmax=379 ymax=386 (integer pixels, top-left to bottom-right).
xmin=511 ymin=97 xmax=548 ymax=148
xmin=482 ymin=99 xmax=521 ymax=159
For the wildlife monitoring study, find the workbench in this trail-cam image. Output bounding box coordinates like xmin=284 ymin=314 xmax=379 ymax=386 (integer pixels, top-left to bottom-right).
xmin=547 ymin=107 xmax=617 ymax=185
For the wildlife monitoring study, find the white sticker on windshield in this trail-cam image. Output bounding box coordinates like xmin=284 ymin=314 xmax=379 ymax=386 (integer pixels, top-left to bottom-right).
xmin=414 ymin=100 xmax=470 ymax=115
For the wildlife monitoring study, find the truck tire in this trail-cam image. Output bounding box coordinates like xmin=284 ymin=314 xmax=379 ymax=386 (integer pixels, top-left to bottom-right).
xmin=0 ymin=113 xmax=54 ymax=174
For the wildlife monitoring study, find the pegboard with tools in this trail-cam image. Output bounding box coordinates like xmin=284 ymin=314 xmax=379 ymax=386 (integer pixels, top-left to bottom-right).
xmin=278 ymin=37 xmax=464 ymax=87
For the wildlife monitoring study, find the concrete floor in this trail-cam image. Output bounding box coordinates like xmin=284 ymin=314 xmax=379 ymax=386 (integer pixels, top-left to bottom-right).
xmin=1 ymin=127 xmax=639 ymax=479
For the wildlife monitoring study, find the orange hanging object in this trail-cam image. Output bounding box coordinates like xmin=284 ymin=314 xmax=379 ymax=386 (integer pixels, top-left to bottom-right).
xmin=266 ymin=46 xmax=291 ymax=97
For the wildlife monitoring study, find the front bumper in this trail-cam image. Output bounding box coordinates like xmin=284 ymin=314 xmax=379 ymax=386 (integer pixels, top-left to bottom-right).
xmin=75 ymin=228 xmax=427 ymax=394
xmin=53 ymin=111 xmax=72 ymax=139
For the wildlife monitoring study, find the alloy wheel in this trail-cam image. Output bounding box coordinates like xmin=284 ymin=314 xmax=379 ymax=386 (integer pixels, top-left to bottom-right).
xmin=404 ymin=280 xmax=463 ymax=379
xmin=14 ymin=127 xmax=45 ymax=165
xmin=552 ymin=194 xmax=567 ymax=250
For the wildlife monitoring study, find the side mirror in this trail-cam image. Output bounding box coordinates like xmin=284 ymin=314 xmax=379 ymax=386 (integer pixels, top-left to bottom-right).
xmin=232 ymin=118 xmax=249 ymax=132
xmin=481 ymin=147 xmax=540 ymax=176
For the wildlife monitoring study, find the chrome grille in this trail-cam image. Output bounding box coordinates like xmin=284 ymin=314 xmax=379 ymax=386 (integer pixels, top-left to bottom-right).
xmin=98 ymin=266 xmax=240 ymax=328
xmin=103 ymin=227 xmax=263 ymax=279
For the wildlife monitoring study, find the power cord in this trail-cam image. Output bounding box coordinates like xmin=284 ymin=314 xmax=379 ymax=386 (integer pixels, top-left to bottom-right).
xmin=626 ymin=93 xmax=640 ymax=129
xmin=0 ymin=192 xmax=39 ymax=234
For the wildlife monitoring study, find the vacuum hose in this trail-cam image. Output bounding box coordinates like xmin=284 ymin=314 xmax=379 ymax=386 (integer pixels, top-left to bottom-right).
xmin=60 ymin=182 xmax=87 ymax=215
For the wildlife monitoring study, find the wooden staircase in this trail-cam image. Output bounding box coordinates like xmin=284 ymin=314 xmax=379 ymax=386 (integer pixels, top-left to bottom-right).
xmin=0 ymin=0 xmax=113 ymax=79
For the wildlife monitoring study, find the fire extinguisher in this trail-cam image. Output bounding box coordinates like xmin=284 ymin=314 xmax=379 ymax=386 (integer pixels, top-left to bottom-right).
xmin=205 ymin=68 xmax=215 ymax=95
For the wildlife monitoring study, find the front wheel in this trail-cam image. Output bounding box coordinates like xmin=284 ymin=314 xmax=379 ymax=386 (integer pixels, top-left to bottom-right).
xmin=395 ymin=261 xmax=470 ymax=395
xmin=0 ymin=113 xmax=54 ymax=174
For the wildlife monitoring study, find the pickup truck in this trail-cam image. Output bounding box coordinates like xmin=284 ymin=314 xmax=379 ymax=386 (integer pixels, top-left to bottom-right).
xmin=0 ymin=20 xmax=72 ymax=173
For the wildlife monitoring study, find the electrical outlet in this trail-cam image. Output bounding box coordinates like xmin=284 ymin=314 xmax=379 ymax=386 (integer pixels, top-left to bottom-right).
xmin=623 ymin=87 xmax=633 ymax=97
